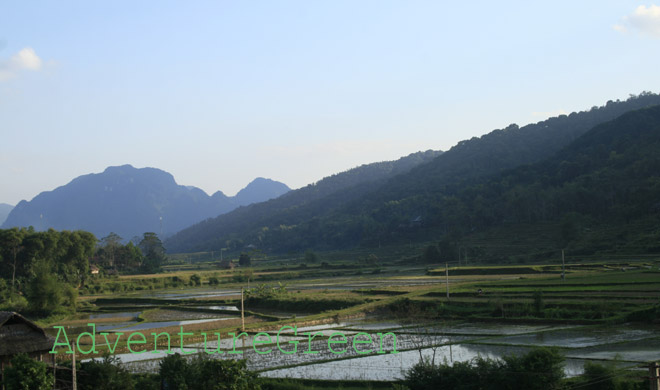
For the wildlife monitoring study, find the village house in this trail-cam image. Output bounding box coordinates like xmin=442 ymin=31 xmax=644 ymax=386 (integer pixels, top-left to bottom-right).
xmin=0 ymin=311 xmax=55 ymax=384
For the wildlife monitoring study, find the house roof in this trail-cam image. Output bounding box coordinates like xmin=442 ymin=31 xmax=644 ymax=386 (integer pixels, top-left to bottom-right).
xmin=0 ymin=312 xmax=55 ymax=357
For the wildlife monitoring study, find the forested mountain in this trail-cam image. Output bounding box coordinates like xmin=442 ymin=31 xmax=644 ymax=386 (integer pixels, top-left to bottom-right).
xmin=166 ymin=92 xmax=660 ymax=255
xmin=165 ymin=150 xmax=442 ymax=253
xmin=2 ymin=165 xmax=290 ymax=240
xmin=0 ymin=204 xmax=13 ymax=225
xmin=417 ymin=103 xmax=660 ymax=261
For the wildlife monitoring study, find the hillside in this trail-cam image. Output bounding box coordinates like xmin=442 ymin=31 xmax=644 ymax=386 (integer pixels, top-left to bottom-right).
xmin=165 ymin=150 xmax=442 ymax=253
xmin=166 ymin=92 xmax=660 ymax=255
xmin=2 ymin=165 xmax=290 ymax=240
xmin=453 ymin=103 xmax=660 ymax=260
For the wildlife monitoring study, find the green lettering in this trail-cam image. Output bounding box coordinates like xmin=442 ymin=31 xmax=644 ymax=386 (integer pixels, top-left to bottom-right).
xmin=76 ymin=323 xmax=97 ymax=355
xmin=151 ymin=332 xmax=171 ymax=354
xmin=352 ymin=332 xmax=372 ymax=354
xmin=50 ymin=326 xmax=73 ymax=354
xmin=201 ymin=332 xmax=224 ymax=354
xmin=328 ymin=332 xmax=347 ymax=354
xmin=253 ymin=332 xmax=272 ymax=354
xmin=228 ymin=332 xmax=248 ymax=354
xmin=178 ymin=326 xmax=194 ymax=355
xmin=127 ymin=332 xmax=147 ymax=354
xmin=100 ymin=332 xmax=123 ymax=354
xmin=377 ymin=332 xmax=397 ymax=354
xmin=304 ymin=331 xmax=323 ymax=354
xmin=276 ymin=325 xmax=299 ymax=355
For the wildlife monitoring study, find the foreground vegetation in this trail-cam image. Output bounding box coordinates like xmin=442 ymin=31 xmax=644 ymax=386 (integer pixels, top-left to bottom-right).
xmin=2 ymin=224 xmax=659 ymax=389
xmin=5 ymin=348 xmax=650 ymax=390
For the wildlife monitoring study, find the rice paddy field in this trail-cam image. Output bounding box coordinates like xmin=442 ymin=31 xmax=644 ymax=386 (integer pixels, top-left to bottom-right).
xmin=43 ymin=256 xmax=660 ymax=385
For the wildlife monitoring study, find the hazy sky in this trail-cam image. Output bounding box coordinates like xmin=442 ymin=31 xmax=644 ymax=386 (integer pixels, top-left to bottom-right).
xmin=1 ymin=1 xmax=659 ymax=205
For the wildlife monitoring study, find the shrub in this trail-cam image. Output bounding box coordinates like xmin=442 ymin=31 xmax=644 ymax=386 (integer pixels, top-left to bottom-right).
xmin=404 ymin=347 xmax=564 ymax=390
xmin=159 ymin=354 xmax=260 ymax=390
xmin=77 ymin=355 xmax=135 ymax=390
xmin=3 ymin=353 xmax=54 ymax=390
xmin=189 ymin=274 xmax=201 ymax=286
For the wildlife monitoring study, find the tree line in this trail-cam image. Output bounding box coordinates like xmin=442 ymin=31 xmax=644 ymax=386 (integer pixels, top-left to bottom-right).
xmin=0 ymin=227 xmax=166 ymax=316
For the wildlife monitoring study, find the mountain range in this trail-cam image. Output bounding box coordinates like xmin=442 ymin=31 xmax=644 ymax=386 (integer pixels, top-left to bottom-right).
xmin=0 ymin=203 xmax=13 ymax=226
xmin=165 ymin=92 xmax=660 ymax=256
xmin=1 ymin=165 xmax=290 ymax=241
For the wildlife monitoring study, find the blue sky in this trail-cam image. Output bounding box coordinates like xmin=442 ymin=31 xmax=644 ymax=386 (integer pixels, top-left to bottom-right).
xmin=1 ymin=1 xmax=659 ymax=205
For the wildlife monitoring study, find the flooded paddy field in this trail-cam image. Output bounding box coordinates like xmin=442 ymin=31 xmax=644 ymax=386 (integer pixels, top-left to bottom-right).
xmin=90 ymin=316 xmax=659 ymax=380
xmin=61 ymin=262 xmax=660 ymax=383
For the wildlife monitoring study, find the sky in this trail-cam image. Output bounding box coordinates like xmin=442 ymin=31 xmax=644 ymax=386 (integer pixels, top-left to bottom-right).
xmin=1 ymin=1 xmax=659 ymax=206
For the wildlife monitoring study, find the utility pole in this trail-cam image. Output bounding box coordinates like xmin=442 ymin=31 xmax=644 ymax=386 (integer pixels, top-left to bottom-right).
xmin=71 ymin=343 xmax=77 ymax=390
xmin=52 ymin=354 xmax=56 ymax=390
xmin=445 ymin=263 xmax=450 ymax=300
xmin=561 ymin=249 xmax=565 ymax=282
xmin=241 ymin=288 xmax=245 ymax=332
xmin=241 ymin=287 xmax=246 ymax=350
xmin=650 ymin=362 xmax=660 ymax=390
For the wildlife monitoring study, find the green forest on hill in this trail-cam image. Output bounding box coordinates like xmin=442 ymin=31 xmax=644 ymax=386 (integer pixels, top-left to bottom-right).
xmin=166 ymin=93 xmax=660 ymax=262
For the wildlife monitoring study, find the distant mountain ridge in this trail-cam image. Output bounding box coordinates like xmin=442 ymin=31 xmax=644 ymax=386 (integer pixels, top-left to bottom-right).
xmin=1 ymin=165 xmax=290 ymax=240
xmin=0 ymin=203 xmax=13 ymax=226
xmin=233 ymin=178 xmax=291 ymax=206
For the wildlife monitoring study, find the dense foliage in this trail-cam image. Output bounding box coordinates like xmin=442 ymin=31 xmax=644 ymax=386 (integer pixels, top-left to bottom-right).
xmin=77 ymin=356 xmax=136 ymax=390
xmin=166 ymin=93 xmax=660 ymax=257
xmin=2 ymin=353 xmax=55 ymax=390
xmin=413 ymin=103 xmax=660 ymax=260
xmin=404 ymin=348 xmax=564 ymax=390
xmin=0 ymin=228 xmax=167 ymax=315
xmin=159 ymin=354 xmax=260 ymax=390
xmin=0 ymin=227 xmax=95 ymax=315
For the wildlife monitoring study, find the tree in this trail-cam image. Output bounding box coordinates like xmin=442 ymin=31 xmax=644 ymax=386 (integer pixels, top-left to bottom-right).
xmin=26 ymin=260 xmax=64 ymax=315
xmin=100 ymin=232 xmax=123 ymax=269
xmin=159 ymin=354 xmax=191 ymax=390
xmin=77 ymin=355 xmax=135 ymax=390
xmin=559 ymin=212 xmax=581 ymax=249
xmin=114 ymin=241 xmax=143 ymax=272
xmin=0 ymin=228 xmax=24 ymax=295
xmin=579 ymin=361 xmax=641 ymax=390
xmin=55 ymin=230 xmax=96 ymax=287
xmin=390 ymin=298 xmax=444 ymax=366
xmin=404 ymin=347 xmax=565 ymax=390
xmin=159 ymin=354 xmax=260 ymax=390
xmin=238 ymin=252 xmax=251 ymax=267
xmin=502 ymin=347 xmax=565 ymax=390
xmin=366 ymin=254 xmax=379 ymax=265
xmin=189 ymin=274 xmax=201 ymax=286
xmin=139 ymin=232 xmax=166 ymax=273
xmin=195 ymin=358 xmax=260 ymax=390
xmin=533 ymin=290 xmax=545 ymax=315
xmin=304 ymin=250 xmax=319 ymax=263
xmin=422 ymin=245 xmax=441 ymax=264
xmin=3 ymin=353 xmax=54 ymax=390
